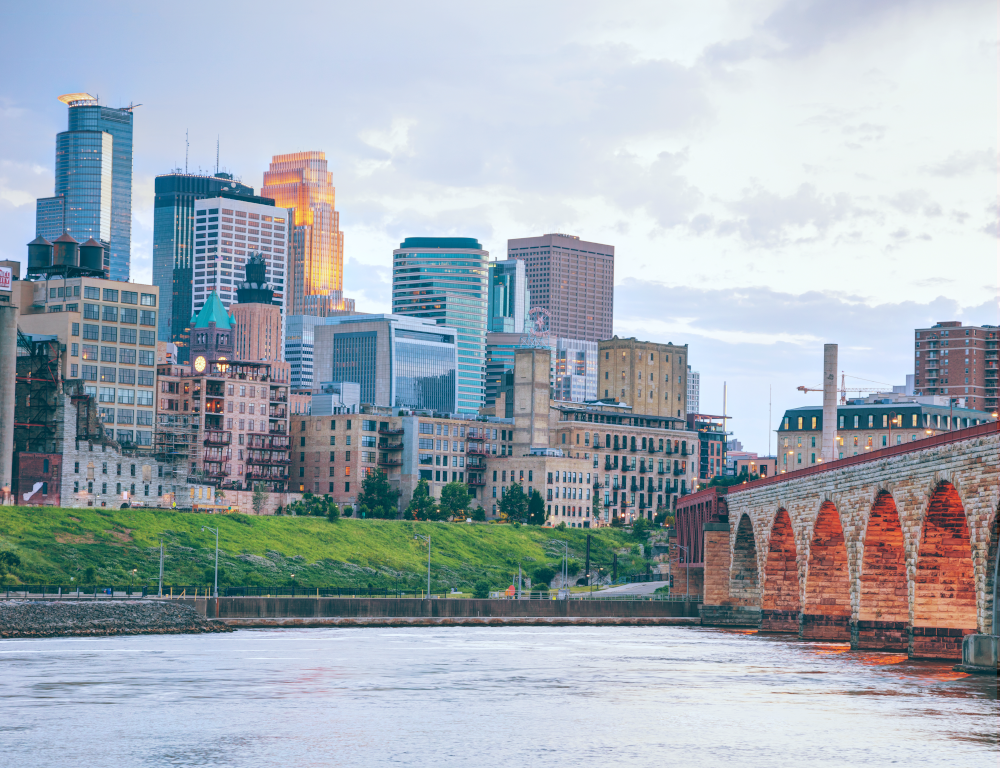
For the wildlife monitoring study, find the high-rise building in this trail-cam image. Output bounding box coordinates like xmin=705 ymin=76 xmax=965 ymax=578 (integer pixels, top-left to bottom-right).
xmin=35 ymin=93 xmax=135 ymax=281
xmin=260 ymin=152 xmax=353 ymax=317
xmin=392 ymin=237 xmax=489 ymax=414
xmin=152 ymin=172 xmax=265 ymax=363
xmin=284 ymin=315 xmax=326 ymax=391
xmin=191 ymin=197 xmax=289 ymax=316
xmin=485 ymin=332 xmax=526 ymax=408
xmin=487 ymin=259 xmax=528 ymax=333
xmin=598 ymin=336 xmax=689 ymax=421
xmin=232 ymin=255 xmax=283 ymax=363
xmin=507 ymin=233 xmax=614 ymax=342
xmin=913 ymin=321 xmax=999 ymax=414
xmin=551 ymin=338 xmax=597 ymax=403
xmin=313 ymin=314 xmax=458 ymax=413
xmin=687 ymin=366 xmax=700 ymax=414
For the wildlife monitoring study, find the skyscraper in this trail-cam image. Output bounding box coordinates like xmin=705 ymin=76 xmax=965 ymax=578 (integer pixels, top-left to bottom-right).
xmin=260 ymin=152 xmax=353 ymax=317
xmin=392 ymin=237 xmax=489 ymax=414
xmin=507 ymin=233 xmax=614 ymax=343
xmin=152 ymin=172 xmax=265 ymax=363
xmin=486 ymin=259 xmax=528 ymax=333
xmin=35 ymin=93 xmax=135 ymax=281
xmin=687 ymin=366 xmax=700 ymax=415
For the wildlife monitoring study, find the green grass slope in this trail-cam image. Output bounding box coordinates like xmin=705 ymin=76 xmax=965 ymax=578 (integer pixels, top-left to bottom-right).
xmin=0 ymin=506 xmax=648 ymax=591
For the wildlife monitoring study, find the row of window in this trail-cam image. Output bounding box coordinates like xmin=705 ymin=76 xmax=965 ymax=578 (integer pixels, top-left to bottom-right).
xmin=78 ymin=305 xmax=156 ymax=325
xmin=96 ymin=387 xmax=154 ymax=405
xmin=73 ymin=481 xmax=163 ymax=496
xmin=77 ymin=363 xmax=154 ymax=382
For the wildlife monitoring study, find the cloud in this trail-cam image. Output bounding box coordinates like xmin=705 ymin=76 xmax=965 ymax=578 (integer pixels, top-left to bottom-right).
xmin=922 ymin=148 xmax=998 ymax=177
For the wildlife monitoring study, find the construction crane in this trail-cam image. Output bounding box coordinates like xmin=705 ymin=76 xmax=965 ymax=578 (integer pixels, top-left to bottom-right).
xmin=797 ymin=373 xmax=892 ymax=404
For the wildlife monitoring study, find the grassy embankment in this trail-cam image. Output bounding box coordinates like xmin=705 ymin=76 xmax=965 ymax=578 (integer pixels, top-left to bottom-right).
xmin=0 ymin=506 xmax=649 ymax=590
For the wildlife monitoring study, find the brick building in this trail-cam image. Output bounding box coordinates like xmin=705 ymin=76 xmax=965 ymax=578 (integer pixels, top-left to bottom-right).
xmin=913 ymin=320 xmax=998 ymax=414
xmin=597 ymin=336 xmax=689 ymax=419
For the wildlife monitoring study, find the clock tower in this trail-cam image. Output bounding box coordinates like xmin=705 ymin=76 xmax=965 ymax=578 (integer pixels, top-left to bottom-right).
xmin=189 ymin=290 xmax=235 ymax=370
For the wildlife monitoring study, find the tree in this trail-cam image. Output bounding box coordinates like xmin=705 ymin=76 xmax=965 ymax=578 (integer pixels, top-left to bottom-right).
xmin=532 ymin=565 xmax=556 ymax=586
xmin=356 ymin=469 xmax=400 ymax=519
xmin=526 ymin=489 xmax=547 ymax=526
xmin=0 ymin=551 xmax=21 ymax=575
xmin=653 ymin=510 xmax=673 ymax=526
xmin=472 ymin=580 xmax=491 ymax=599
xmin=632 ymin=517 xmax=651 ymax=538
xmin=252 ymin=483 xmax=267 ymax=515
xmin=440 ymin=481 xmax=471 ymax=520
xmin=327 ymin=500 xmax=340 ymax=523
xmin=591 ymin=490 xmax=603 ymax=526
xmin=471 ymin=506 xmax=486 ymax=522
xmin=498 ymin=482 xmax=529 ymax=524
xmin=405 ymin=479 xmax=438 ymax=521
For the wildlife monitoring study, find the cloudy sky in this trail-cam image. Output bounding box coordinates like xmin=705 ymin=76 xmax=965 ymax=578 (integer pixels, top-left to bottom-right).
xmin=1 ymin=0 xmax=996 ymax=453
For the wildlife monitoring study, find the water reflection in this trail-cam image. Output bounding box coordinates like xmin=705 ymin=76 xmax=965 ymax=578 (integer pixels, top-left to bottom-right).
xmin=0 ymin=626 xmax=995 ymax=767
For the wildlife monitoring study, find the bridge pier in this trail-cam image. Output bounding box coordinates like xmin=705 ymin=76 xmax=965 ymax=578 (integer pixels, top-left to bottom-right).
xmin=759 ymin=609 xmax=798 ymax=633
xmin=800 ymin=613 xmax=850 ymax=641
xmin=909 ymin=627 xmax=975 ymax=659
xmin=851 ymin=620 xmax=908 ymax=651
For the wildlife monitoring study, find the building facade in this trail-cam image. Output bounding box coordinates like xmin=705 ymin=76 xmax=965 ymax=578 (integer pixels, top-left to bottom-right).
xmin=687 ymin=414 xmax=729 ymax=482
xmin=687 ymin=366 xmax=700 ymax=415
xmin=551 ymin=337 xmax=597 ymax=403
xmin=485 ymin=332 xmax=525 ymax=409
xmin=598 ymin=336 xmax=689 ymax=419
xmin=191 ymin=196 xmax=289 ymax=318
xmin=260 ymin=151 xmax=352 ymax=317
xmin=285 ymin=315 xmax=325 ymax=391
xmin=725 ymin=451 xmax=777 ymax=479
xmin=35 ymin=93 xmax=134 ymax=281
xmin=486 ymin=259 xmax=528 ymax=333
xmin=392 ymin=237 xmax=489 ymax=414
xmin=507 ymin=233 xmax=614 ymax=342
xmin=776 ymin=400 xmax=995 ymax=472
xmin=313 ymin=314 xmax=458 ymax=413
xmin=231 ymin=255 xmax=283 ymax=363
xmin=152 ymin=171 xmax=262 ymax=363
xmin=913 ymin=320 xmax=999 ymax=415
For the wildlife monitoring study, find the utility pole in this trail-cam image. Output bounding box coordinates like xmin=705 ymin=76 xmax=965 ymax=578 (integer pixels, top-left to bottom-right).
xmin=158 ymin=537 xmax=164 ymax=598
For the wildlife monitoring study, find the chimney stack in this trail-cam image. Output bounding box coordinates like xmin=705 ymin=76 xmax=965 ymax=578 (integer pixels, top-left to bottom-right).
xmin=822 ymin=344 xmax=838 ymax=462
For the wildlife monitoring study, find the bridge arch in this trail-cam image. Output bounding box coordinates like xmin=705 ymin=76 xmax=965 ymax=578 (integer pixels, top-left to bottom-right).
xmin=802 ymin=500 xmax=851 ymax=640
xmin=730 ymin=513 xmax=760 ymax=605
xmin=761 ymin=508 xmax=800 ymax=632
xmin=912 ymin=481 xmax=976 ymax=657
xmin=854 ymin=490 xmax=909 ymax=650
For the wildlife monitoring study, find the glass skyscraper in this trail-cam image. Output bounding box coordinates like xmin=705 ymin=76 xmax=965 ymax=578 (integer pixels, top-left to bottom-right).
xmin=151 ymin=172 xmax=270 ymax=363
xmin=35 ymin=93 xmax=135 ymax=281
xmin=486 ymin=258 xmax=529 ymax=333
xmin=392 ymin=238 xmax=489 ymax=414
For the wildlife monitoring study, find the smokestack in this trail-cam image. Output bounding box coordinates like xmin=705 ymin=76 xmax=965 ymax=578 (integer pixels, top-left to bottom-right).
xmin=0 ymin=296 xmax=18 ymax=499
xmin=822 ymin=344 xmax=838 ymax=462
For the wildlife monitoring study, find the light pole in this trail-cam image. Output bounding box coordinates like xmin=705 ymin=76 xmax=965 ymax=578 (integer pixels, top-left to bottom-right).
xmin=202 ymin=525 xmax=219 ymax=598
xmin=676 ymin=544 xmax=690 ymax=599
xmin=414 ymin=534 xmax=431 ymax=598
xmin=158 ymin=535 xmax=165 ymax=598
xmin=547 ymin=540 xmax=569 ymax=599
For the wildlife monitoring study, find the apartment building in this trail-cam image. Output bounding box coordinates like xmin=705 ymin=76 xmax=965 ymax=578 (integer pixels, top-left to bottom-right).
xmin=776 ymin=400 xmax=995 ymax=472
xmin=598 ymin=336 xmax=689 ymax=420
xmin=487 ymin=450 xmax=596 ymax=527
xmin=913 ymin=320 xmax=999 ymax=414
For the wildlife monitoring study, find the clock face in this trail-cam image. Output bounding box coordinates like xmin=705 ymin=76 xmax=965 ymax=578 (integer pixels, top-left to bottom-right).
xmin=194 ymin=356 xmax=207 ymax=373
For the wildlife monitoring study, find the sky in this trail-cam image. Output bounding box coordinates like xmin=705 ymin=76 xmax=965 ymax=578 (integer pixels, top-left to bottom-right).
xmin=0 ymin=0 xmax=996 ymax=454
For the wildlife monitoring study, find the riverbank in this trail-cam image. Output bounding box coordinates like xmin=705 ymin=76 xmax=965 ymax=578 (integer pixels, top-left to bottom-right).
xmin=0 ymin=600 xmax=232 ymax=639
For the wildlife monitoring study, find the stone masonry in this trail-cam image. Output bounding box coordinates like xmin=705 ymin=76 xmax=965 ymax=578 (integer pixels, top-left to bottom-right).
xmin=705 ymin=423 xmax=999 ymax=659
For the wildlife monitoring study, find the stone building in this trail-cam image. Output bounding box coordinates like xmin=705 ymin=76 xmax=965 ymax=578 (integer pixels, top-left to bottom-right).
xmin=597 ymin=336 xmax=689 ymax=419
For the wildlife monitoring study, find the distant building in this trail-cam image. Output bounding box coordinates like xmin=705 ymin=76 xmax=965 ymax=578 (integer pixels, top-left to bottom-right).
xmin=598 ymin=336 xmax=689 ymax=420
xmin=284 ymin=315 xmax=325 ymax=390
xmin=392 ymin=237 xmax=489 ymax=414
xmin=231 ymin=255 xmax=283 ymax=363
xmin=152 ymin=171 xmax=266 ymax=363
xmin=485 ymin=332 xmax=525 ymax=408
xmin=725 ymin=450 xmax=776 ymax=479
xmin=507 ymin=233 xmax=614 ymax=342
xmin=35 ymin=93 xmax=135 ymax=281
xmin=687 ymin=414 xmax=728 ymax=482
xmin=776 ymin=400 xmax=995 ymax=472
xmin=486 ymin=259 xmax=529 ymax=332
xmin=551 ymin=337 xmax=597 ymax=403
xmin=313 ymin=314 xmax=459 ymax=413
xmin=261 ymin=152 xmax=354 ymax=317
xmin=913 ymin=320 xmax=999 ymax=415
xmin=687 ymin=366 xmax=700 ymax=414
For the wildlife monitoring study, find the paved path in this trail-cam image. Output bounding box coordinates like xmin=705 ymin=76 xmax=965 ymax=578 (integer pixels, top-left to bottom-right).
xmin=590 ymin=582 xmax=667 ymax=596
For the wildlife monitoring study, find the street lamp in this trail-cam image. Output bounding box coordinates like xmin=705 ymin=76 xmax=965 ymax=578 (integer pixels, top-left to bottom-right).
xmin=414 ymin=534 xmax=431 ymax=599
xmin=202 ymin=525 xmax=219 ymax=598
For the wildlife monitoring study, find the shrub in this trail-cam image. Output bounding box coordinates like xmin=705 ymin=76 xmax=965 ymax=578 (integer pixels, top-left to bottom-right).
xmin=472 ymin=580 xmax=491 ymax=599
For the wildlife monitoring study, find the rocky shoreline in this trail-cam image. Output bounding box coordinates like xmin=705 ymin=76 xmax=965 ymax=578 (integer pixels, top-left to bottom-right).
xmin=0 ymin=600 xmax=232 ymax=639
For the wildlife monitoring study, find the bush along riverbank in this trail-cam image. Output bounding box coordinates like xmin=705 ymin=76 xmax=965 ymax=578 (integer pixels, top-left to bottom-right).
xmin=0 ymin=600 xmax=232 ymax=639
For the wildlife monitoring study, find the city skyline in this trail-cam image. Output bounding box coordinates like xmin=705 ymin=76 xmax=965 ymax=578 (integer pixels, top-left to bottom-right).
xmin=0 ymin=1 xmax=995 ymax=454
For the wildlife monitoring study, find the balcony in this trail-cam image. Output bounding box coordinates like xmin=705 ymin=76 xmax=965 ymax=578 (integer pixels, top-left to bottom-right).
xmin=246 ymin=455 xmax=291 ymax=466
xmin=245 ymin=470 xmax=289 ymax=480
xmin=378 ymin=441 xmax=404 ymax=451
xmin=657 ymin=467 xmax=666 ymax=475
xmin=604 ymin=460 xmax=614 ymax=471
xmin=269 ymin=406 xmax=287 ymax=419
xmin=378 ymin=456 xmax=402 ymax=467
xmin=269 ymin=393 xmax=288 ymax=402
xmin=466 ymin=458 xmax=486 ymax=469
xmin=269 ymin=425 xmax=287 ymax=435
xmin=673 ymin=468 xmax=685 ymax=476
xmin=378 ymin=426 xmax=404 ymax=436
xmin=638 ymin=463 xmax=648 ymax=474
xmin=467 ymin=475 xmax=486 ymax=486
xmin=467 ymin=444 xmax=488 ymax=456
xmin=203 ymin=431 xmax=231 ymax=446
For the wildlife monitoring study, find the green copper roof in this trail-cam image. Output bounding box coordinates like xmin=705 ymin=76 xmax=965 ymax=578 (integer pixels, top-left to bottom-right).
xmin=192 ymin=291 xmax=232 ymax=330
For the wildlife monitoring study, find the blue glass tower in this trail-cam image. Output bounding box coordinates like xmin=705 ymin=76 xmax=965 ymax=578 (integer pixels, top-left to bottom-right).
xmin=35 ymin=94 xmax=135 ymax=281
xmin=392 ymin=237 xmax=488 ymax=414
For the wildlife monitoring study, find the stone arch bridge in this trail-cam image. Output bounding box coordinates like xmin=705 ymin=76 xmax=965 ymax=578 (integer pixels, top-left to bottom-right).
xmin=701 ymin=422 xmax=998 ymax=659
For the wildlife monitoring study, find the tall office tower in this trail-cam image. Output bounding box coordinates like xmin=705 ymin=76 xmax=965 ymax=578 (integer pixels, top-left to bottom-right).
xmin=392 ymin=237 xmax=489 ymax=414
xmin=152 ymin=172 xmax=264 ymax=363
xmin=551 ymin=338 xmax=597 ymax=402
xmin=913 ymin=321 xmax=999 ymax=414
xmin=507 ymin=233 xmax=614 ymax=342
xmin=232 ymin=254 xmax=283 ymax=363
xmin=284 ymin=315 xmax=326 ymax=390
xmin=35 ymin=93 xmax=136 ymax=281
xmin=260 ymin=152 xmax=354 ymax=317
xmin=484 ymin=332 xmax=525 ymax=408
xmin=486 ymin=259 xmax=528 ymax=332
xmin=687 ymin=365 xmax=700 ymax=415
xmin=191 ymin=197 xmax=290 ymax=322
xmin=598 ymin=336 xmax=689 ymax=420
xmin=313 ymin=314 xmax=459 ymax=412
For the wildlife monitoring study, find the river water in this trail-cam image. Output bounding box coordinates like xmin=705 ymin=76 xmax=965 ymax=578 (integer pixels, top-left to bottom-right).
xmin=0 ymin=626 xmax=995 ymax=767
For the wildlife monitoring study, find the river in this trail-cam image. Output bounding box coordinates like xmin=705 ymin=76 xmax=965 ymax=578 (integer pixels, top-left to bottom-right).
xmin=0 ymin=626 xmax=995 ymax=767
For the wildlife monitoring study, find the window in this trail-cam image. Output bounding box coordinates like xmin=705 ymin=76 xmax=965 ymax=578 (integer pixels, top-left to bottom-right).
xmin=118 ymin=389 xmax=135 ymax=404
xmin=81 ymin=344 xmax=98 ymax=360
xmin=797 ymin=417 xmax=803 ymax=429
xmin=140 ymin=293 xmax=156 ymax=306
xmin=71 ymin=322 xmax=80 ymax=337
xmin=138 ymin=370 xmax=154 ymax=387
xmin=121 ymin=308 xmax=138 ymax=324
xmin=83 ymin=286 xmax=100 ymax=300
xmin=868 ymin=415 xmax=874 ymax=428
xmin=138 ymin=351 xmax=154 ymax=366
xmin=139 ymin=330 xmax=155 ymax=346
xmin=102 ymin=305 xmax=118 ymax=322
xmin=362 ymin=419 xmax=377 ymax=431
xmin=81 ymin=365 xmax=97 ymax=381
xmin=83 ymin=304 xmax=99 ymax=320
xmin=120 ymin=348 xmax=137 ymax=365
xmin=121 ymin=291 xmax=138 ymax=305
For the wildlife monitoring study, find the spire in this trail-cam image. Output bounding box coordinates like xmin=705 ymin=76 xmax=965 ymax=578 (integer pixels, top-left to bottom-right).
xmin=191 ymin=290 xmax=233 ymax=330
